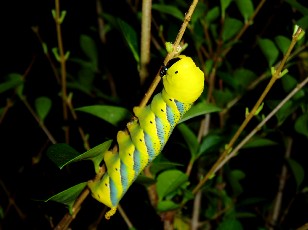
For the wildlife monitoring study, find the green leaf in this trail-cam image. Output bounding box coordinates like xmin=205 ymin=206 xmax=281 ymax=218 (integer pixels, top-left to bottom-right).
xmin=80 ymin=34 xmax=98 ymax=70
xmin=198 ymin=134 xmax=224 ymax=157
xmin=47 ymin=144 xmax=80 ymax=169
xmin=217 ymin=218 xmax=243 ymax=230
xmin=287 ymin=158 xmax=305 ymax=189
xmin=233 ymin=68 xmax=257 ymax=91
xmin=156 ymin=169 xmax=188 ymax=200
xmin=294 ymin=113 xmax=308 ymax=138
xmin=35 ymin=97 xmax=52 ymax=122
xmin=228 ymin=169 xmax=246 ymax=197
xmin=76 ymin=105 xmax=131 ymax=126
xmin=220 ymin=0 xmax=232 ymax=19
xmin=281 ymin=74 xmax=297 ymax=92
xmin=150 ymin=156 xmax=183 ymax=176
xmin=177 ymin=123 xmax=199 ymax=158
xmin=234 ymin=0 xmax=254 ymax=22
xmin=222 ymin=17 xmax=243 ymax=41
xmin=213 ymin=89 xmax=234 ymax=108
xmin=72 ymin=140 xmax=113 ymax=173
xmin=0 ymin=73 xmax=23 ymax=94
xmin=180 ymin=102 xmax=221 ymax=123
xmin=206 ymin=6 xmax=220 ymax=24
xmin=297 ymin=15 xmax=308 ymax=30
xmin=152 ymin=4 xmax=184 ymax=21
xmin=242 ymin=137 xmax=277 ymax=148
xmin=258 ymin=38 xmax=279 ymax=66
xmin=191 ymin=3 xmax=206 ymax=26
xmin=274 ymin=35 xmax=291 ymax=55
xmin=267 ymin=100 xmax=301 ymax=126
xmin=45 ymin=182 xmax=88 ymax=214
xmin=47 ymin=140 xmax=112 ymax=173
xmin=157 ymin=200 xmax=180 ymax=212
xmin=117 ymin=19 xmax=140 ymax=63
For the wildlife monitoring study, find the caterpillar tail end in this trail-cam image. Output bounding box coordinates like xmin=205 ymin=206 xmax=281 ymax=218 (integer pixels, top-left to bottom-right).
xmin=105 ymin=207 xmax=117 ymax=220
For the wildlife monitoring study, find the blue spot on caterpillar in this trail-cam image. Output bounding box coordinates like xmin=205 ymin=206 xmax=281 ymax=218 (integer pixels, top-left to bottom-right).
xmin=88 ymin=55 xmax=204 ymax=219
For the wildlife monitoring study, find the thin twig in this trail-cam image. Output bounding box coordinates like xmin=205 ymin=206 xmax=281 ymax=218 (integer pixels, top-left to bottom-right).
xmin=216 ymin=75 xmax=308 ymax=174
xmin=139 ymin=0 xmax=200 ymax=108
xmin=54 ymin=0 xmax=69 ymax=143
xmin=139 ymin=0 xmax=152 ymax=85
xmin=269 ymin=136 xmax=293 ymax=229
xmin=192 ymin=26 xmax=304 ymax=195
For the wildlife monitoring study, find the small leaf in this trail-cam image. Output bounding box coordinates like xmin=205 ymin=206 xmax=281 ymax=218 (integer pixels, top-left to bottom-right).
xmin=294 ymin=113 xmax=308 ymax=138
xmin=297 ymin=15 xmax=308 ymax=30
xmin=117 ymin=19 xmax=140 ymax=63
xmin=46 ymin=140 xmax=113 ymax=173
xmin=220 ymin=0 xmax=232 ymax=19
xmin=233 ymin=68 xmax=257 ymax=91
xmin=80 ymin=34 xmax=98 ymax=70
xmin=150 ymin=156 xmax=183 ymax=176
xmin=274 ymin=35 xmax=291 ymax=55
xmin=242 ymin=137 xmax=277 ymax=148
xmin=177 ymin=123 xmax=199 ymax=158
xmin=258 ymin=38 xmax=279 ymax=66
xmin=213 ymin=89 xmax=234 ymax=108
xmin=217 ymin=218 xmax=243 ymax=230
xmin=198 ymin=134 xmax=224 ymax=157
xmin=180 ymin=102 xmax=221 ymax=123
xmin=157 ymin=200 xmax=180 ymax=212
xmin=206 ymin=6 xmax=220 ymax=24
xmin=35 ymin=97 xmax=52 ymax=122
xmin=72 ymin=140 xmax=113 ymax=173
xmin=281 ymin=74 xmax=297 ymax=92
xmin=222 ymin=17 xmax=243 ymax=41
xmin=228 ymin=169 xmax=246 ymax=197
xmin=76 ymin=105 xmax=131 ymax=126
xmin=234 ymin=0 xmax=254 ymax=22
xmin=0 ymin=73 xmax=23 ymax=93
xmin=152 ymin=4 xmax=184 ymax=21
xmin=46 ymin=144 xmax=81 ymax=169
xmin=156 ymin=169 xmax=188 ymax=200
xmin=191 ymin=3 xmax=206 ymax=25
xmin=45 ymin=182 xmax=88 ymax=214
xmin=287 ymin=158 xmax=305 ymax=189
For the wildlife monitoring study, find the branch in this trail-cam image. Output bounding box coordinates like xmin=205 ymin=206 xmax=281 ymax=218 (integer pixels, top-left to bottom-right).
xmin=192 ymin=26 xmax=305 ymax=194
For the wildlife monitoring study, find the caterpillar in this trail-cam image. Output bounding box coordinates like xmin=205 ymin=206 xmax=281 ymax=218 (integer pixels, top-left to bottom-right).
xmin=88 ymin=55 xmax=204 ymax=219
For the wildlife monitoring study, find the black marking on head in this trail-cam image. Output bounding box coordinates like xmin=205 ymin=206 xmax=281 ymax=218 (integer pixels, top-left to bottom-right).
xmin=150 ymin=121 xmax=153 ymax=124
xmin=166 ymin=58 xmax=181 ymax=69
xmin=140 ymin=139 xmax=142 ymax=142
xmin=128 ymin=153 xmax=131 ymax=156
xmin=161 ymin=109 xmax=164 ymax=112
xmin=175 ymin=70 xmax=178 ymax=74
xmin=160 ymin=66 xmax=168 ymax=77
xmin=160 ymin=57 xmax=181 ymax=77
xmin=169 ymin=99 xmax=173 ymax=101
xmin=105 ymin=183 xmax=108 ymax=187
xmin=115 ymin=168 xmax=118 ymax=171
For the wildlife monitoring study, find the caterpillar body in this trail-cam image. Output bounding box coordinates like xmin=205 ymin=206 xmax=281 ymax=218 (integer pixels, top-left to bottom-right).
xmin=88 ymin=55 xmax=204 ymax=219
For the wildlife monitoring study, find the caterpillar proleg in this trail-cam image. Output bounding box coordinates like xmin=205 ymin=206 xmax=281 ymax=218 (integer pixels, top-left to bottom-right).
xmin=88 ymin=55 xmax=204 ymax=219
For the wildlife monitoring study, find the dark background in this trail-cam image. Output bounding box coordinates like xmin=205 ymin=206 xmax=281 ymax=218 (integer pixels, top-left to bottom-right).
xmin=1 ymin=0 xmax=308 ymax=229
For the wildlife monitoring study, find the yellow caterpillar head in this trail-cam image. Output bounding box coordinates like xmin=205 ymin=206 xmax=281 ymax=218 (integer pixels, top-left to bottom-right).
xmin=160 ymin=55 xmax=204 ymax=103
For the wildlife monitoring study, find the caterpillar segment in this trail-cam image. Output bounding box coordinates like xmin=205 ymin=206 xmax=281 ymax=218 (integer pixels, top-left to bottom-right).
xmin=88 ymin=55 xmax=204 ymax=219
